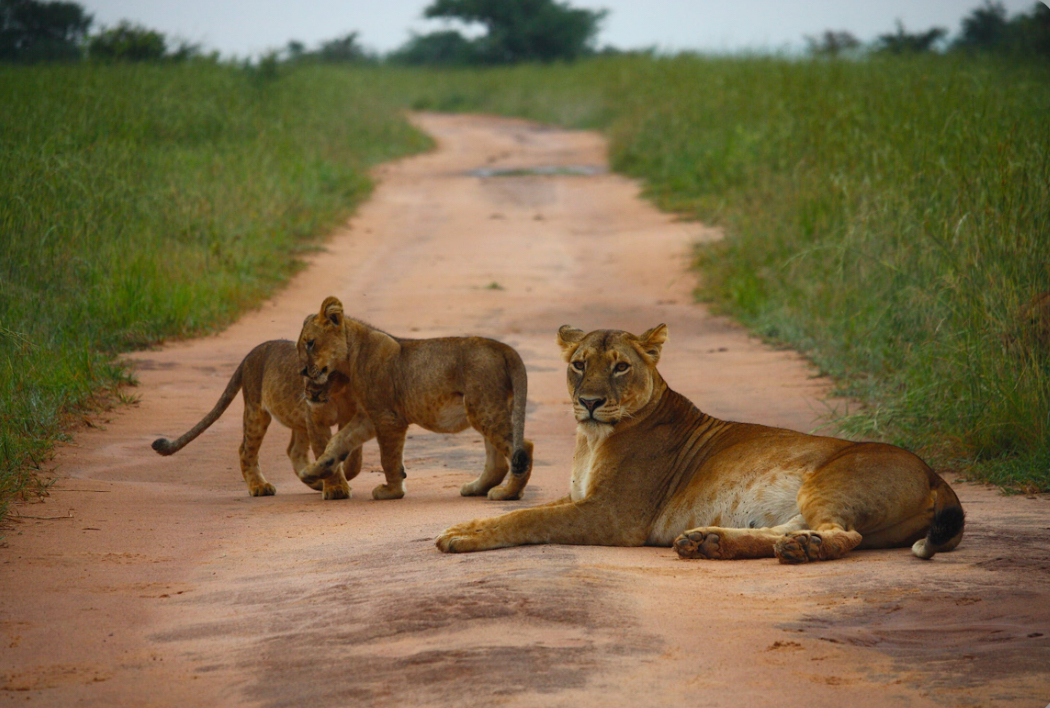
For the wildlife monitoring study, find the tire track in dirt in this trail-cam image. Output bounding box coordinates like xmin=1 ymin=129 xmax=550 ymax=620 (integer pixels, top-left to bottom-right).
xmin=1 ymin=113 xmax=1048 ymax=707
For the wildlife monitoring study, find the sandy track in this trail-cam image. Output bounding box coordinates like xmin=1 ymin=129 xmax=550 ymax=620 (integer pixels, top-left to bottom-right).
xmin=2 ymin=113 xmax=1049 ymax=707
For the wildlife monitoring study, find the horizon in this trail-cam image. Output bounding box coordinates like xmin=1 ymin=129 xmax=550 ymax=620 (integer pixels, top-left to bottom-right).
xmin=75 ymin=0 xmax=1044 ymax=59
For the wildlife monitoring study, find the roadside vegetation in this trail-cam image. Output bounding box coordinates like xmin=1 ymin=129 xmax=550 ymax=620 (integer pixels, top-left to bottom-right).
xmin=392 ymin=49 xmax=1050 ymax=491
xmin=0 ymin=62 xmax=429 ymax=517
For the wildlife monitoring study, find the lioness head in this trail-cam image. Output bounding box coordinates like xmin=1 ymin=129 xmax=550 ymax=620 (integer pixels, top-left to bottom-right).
xmin=298 ymin=296 xmax=348 ymax=391
xmin=557 ymin=324 xmax=668 ymax=426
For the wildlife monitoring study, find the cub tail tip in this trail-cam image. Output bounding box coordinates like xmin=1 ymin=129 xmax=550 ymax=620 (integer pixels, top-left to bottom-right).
xmin=152 ymin=438 xmax=175 ymax=456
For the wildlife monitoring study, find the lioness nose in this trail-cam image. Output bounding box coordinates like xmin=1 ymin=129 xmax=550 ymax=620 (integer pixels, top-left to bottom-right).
xmin=579 ymin=397 xmax=606 ymax=413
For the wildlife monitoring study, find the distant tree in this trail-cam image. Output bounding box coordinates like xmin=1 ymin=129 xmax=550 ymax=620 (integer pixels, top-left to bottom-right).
xmin=1012 ymin=1 xmax=1050 ymax=57
xmin=421 ymin=0 xmax=606 ymax=64
xmin=804 ymin=30 xmax=861 ymax=58
xmin=876 ymin=20 xmax=948 ymax=54
xmin=388 ymin=29 xmax=479 ymax=65
xmin=88 ymin=21 xmax=166 ymax=61
xmin=954 ymin=1 xmax=1010 ymax=51
xmin=0 ymin=0 xmax=91 ymax=62
xmin=286 ymin=39 xmax=305 ymax=60
xmin=316 ymin=31 xmax=372 ymax=63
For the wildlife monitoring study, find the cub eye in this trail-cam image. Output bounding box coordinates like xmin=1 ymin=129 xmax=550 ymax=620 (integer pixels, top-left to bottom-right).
xmin=572 ymin=361 xmax=585 ymax=371
xmin=614 ymin=362 xmax=630 ymax=373
xmin=306 ymin=339 xmax=315 ymax=349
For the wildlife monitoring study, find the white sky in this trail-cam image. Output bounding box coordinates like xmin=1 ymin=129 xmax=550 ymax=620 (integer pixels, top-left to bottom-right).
xmin=77 ymin=1 xmax=1044 ymax=58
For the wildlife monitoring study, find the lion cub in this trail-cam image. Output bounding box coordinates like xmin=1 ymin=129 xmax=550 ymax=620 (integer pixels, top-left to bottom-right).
xmin=437 ymin=324 xmax=964 ymax=564
xmin=152 ymin=340 xmax=362 ymax=500
xmin=296 ymin=296 xmax=533 ymax=502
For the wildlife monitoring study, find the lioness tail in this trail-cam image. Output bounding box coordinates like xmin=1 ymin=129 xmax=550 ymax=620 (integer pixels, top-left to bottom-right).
xmin=911 ymin=483 xmax=965 ymax=560
xmin=151 ymin=358 xmax=246 ymax=456
xmin=507 ymin=348 xmax=531 ymax=476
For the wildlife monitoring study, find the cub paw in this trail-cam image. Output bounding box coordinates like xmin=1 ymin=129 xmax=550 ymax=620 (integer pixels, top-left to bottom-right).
xmin=372 ymin=482 xmax=405 ymax=500
xmin=774 ymin=531 xmax=824 ymax=564
xmin=249 ymin=482 xmax=277 ymax=497
xmin=322 ymin=482 xmax=351 ymax=501
xmin=460 ymin=480 xmax=488 ymax=497
xmin=486 ymin=484 xmax=523 ymax=501
xmin=674 ymin=529 xmax=725 ymax=559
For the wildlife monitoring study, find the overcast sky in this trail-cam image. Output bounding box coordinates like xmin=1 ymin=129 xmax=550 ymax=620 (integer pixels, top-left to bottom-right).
xmin=77 ymin=1 xmax=1043 ymax=58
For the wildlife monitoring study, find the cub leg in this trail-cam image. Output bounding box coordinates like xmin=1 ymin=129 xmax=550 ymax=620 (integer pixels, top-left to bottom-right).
xmin=460 ymin=438 xmax=510 ymax=498
xmin=373 ymin=424 xmax=408 ymax=500
xmin=240 ymin=405 xmax=275 ymax=497
xmin=288 ymin=429 xmax=324 ymax=491
xmin=303 ymin=417 xmax=350 ymax=501
xmin=465 ymin=403 xmax=532 ymax=501
xmin=298 ymin=413 xmax=375 ymax=487
xmin=674 ymin=515 xmax=808 ymax=560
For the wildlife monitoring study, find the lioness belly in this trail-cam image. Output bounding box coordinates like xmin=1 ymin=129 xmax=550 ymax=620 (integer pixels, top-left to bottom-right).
xmin=648 ymin=470 xmax=804 ymax=546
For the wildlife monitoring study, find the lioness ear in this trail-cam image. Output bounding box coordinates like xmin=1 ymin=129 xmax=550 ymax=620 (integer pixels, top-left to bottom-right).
xmin=638 ymin=323 xmax=668 ymax=363
xmin=320 ymin=296 xmax=343 ymax=328
xmin=557 ymin=325 xmax=586 ymax=360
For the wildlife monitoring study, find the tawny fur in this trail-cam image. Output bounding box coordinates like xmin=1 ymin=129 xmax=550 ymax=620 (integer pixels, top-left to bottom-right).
xmin=296 ymin=296 xmax=533 ymax=502
xmin=436 ymin=325 xmax=964 ymax=564
xmin=151 ymin=340 xmax=364 ymax=500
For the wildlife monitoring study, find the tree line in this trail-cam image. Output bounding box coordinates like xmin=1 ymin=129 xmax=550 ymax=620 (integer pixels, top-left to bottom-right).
xmin=2 ymin=0 xmax=1048 ymax=66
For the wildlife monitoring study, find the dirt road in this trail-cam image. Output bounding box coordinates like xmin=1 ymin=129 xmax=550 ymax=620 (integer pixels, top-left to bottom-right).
xmin=2 ymin=114 xmax=1048 ymax=708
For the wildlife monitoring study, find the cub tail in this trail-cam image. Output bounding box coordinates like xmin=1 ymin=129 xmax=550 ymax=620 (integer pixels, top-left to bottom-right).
xmin=507 ymin=348 xmax=532 ymax=478
xmin=911 ymin=482 xmax=965 ymax=560
xmin=151 ymin=358 xmax=246 ymax=456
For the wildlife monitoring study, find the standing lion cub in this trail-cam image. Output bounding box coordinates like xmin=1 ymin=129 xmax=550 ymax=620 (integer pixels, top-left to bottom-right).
xmin=296 ymin=297 xmax=533 ymax=502
xmin=152 ymin=340 xmax=362 ymax=500
xmin=436 ymin=324 xmax=964 ymax=564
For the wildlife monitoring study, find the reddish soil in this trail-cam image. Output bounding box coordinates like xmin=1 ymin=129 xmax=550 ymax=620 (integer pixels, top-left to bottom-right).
xmin=2 ymin=113 xmax=1048 ymax=708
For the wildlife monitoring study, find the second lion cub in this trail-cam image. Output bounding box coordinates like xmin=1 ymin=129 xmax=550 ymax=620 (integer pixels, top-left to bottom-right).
xmin=296 ymin=296 xmax=533 ymax=501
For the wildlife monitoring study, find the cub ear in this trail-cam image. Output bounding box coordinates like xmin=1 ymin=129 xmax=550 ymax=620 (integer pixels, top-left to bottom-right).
xmin=557 ymin=325 xmax=586 ymax=361
xmin=637 ymin=323 xmax=668 ymax=363
xmin=320 ymin=296 xmax=344 ymax=328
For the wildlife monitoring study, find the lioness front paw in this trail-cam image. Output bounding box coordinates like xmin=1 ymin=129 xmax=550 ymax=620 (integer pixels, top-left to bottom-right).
xmin=674 ymin=529 xmax=725 ymax=559
xmin=436 ymin=522 xmax=483 ymax=553
xmin=774 ymin=531 xmax=824 ymax=564
xmin=372 ymin=482 xmax=405 ymax=500
xmin=249 ymin=482 xmax=277 ymax=497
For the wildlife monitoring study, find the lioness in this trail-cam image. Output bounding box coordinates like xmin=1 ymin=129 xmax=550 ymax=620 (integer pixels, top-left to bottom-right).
xmin=152 ymin=340 xmax=362 ymax=500
xmin=436 ymin=325 xmax=964 ymax=563
xmin=296 ymin=296 xmax=533 ymax=501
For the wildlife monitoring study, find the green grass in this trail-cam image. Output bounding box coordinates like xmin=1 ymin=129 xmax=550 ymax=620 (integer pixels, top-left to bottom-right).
xmin=0 ymin=62 xmax=430 ymax=518
xmin=381 ymin=55 xmax=1050 ymax=490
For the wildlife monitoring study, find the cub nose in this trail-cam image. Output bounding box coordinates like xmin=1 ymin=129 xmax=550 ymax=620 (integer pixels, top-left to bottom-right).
xmin=578 ymin=397 xmax=606 ymax=413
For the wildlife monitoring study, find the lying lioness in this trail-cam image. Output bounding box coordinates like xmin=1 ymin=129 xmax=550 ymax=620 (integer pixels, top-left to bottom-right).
xmin=152 ymin=340 xmax=361 ymax=500
xmin=296 ymin=297 xmax=533 ymax=501
xmin=437 ymin=325 xmax=964 ymax=563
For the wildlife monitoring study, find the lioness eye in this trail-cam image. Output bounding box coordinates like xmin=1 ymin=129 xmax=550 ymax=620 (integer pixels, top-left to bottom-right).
xmin=572 ymin=361 xmax=585 ymax=371
xmin=614 ymin=362 xmax=629 ymax=373
xmin=306 ymin=339 xmax=314 ymax=349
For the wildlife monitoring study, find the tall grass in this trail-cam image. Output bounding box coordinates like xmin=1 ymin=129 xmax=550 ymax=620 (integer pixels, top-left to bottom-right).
xmin=0 ymin=62 xmax=430 ymax=517
xmin=383 ymin=55 xmax=1050 ymax=489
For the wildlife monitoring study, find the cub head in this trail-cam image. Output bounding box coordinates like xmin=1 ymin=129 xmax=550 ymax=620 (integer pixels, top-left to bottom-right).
xmin=298 ymin=296 xmax=348 ymax=390
xmin=557 ymin=324 xmax=668 ymax=427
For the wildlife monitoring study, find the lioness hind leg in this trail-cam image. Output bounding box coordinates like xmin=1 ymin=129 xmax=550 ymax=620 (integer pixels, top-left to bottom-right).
xmin=774 ymin=526 xmax=863 ymax=565
xmin=489 ymin=439 xmax=532 ymax=501
xmin=675 ymin=515 xmax=807 ymax=560
xmin=240 ymin=406 xmax=275 ymax=497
